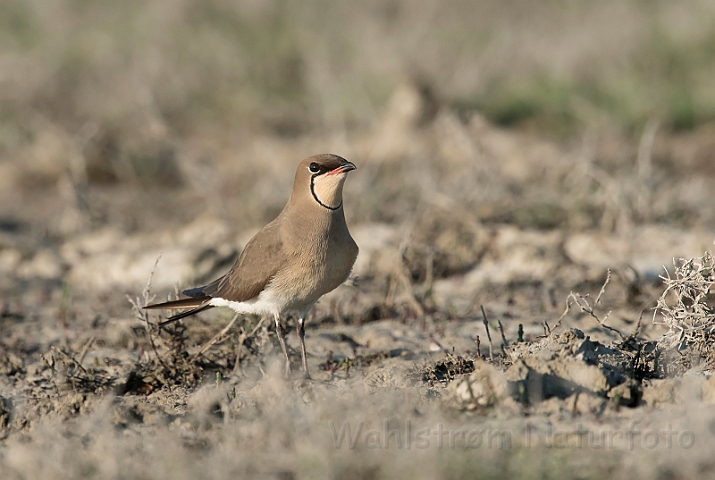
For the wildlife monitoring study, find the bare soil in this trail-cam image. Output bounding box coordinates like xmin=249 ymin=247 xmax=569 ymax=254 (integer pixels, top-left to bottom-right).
xmin=3 ymin=91 xmax=715 ymax=479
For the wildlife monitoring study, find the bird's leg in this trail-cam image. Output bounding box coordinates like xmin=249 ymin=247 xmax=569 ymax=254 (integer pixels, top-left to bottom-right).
xmin=273 ymin=315 xmax=291 ymax=376
xmin=297 ymin=316 xmax=310 ymax=379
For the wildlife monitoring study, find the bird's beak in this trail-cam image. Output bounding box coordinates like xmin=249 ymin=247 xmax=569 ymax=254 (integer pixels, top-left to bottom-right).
xmin=328 ymin=161 xmax=357 ymax=175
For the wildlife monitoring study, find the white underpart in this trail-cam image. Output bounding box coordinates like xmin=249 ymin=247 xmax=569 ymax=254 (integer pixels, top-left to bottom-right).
xmin=209 ymin=295 xmax=280 ymax=317
xmin=209 ymin=290 xmax=312 ymax=319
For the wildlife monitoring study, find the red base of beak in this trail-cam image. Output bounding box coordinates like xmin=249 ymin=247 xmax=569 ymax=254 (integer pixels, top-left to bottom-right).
xmin=327 ymin=162 xmax=357 ymax=175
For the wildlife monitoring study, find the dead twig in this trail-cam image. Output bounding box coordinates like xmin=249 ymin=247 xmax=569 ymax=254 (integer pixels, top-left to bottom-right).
xmin=595 ymin=268 xmax=611 ymax=306
xmin=542 ymin=320 xmax=550 ymax=337
xmin=624 ymin=309 xmax=645 ymax=343
xmin=546 ymin=269 xmax=624 ymax=340
xmin=77 ymin=335 xmax=96 ymax=366
xmin=233 ymin=316 xmax=266 ymax=374
xmin=496 ymin=319 xmax=508 ymax=356
xmin=429 ymin=333 xmax=448 ymax=353
xmin=127 ymin=254 xmax=169 ymax=370
xmin=573 ymin=270 xmax=624 ymax=340
xmin=497 ymin=318 xmax=508 ymax=347
xmin=193 ymin=313 xmax=240 ymax=361
xmin=51 ymin=346 xmax=88 ymax=375
xmin=654 ymin=251 xmax=715 ymax=361
xmin=480 ymin=305 xmax=494 ymax=361
xmin=546 ymin=296 xmax=575 ymax=337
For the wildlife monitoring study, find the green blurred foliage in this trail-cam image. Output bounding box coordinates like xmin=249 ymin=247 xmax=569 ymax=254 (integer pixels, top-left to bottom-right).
xmin=1 ymin=0 xmax=715 ymax=147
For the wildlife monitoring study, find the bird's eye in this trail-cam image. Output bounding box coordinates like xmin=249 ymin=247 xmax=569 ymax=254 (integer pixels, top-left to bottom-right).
xmin=309 ymin=162 xmax=321 ymax=173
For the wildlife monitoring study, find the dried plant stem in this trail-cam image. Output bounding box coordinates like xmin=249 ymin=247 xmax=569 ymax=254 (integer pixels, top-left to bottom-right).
xmin=480 ymin=305 xmax=494 ymax=361
xmin=234 ymin=316 xmax=266 ymax=374
xmin=77 ymin=335 xmax=96 ymax=366
xmin=51 ymin=346 xmax=88 ymax=375
xmin=497 ymin=319 xmax=508 ymax=355
xmin=547 ymin=297 xmax=574 ymax=336
xmin=127 ymin=254 xmax=168 ymax=370
xmin=193 ymin=313 xmax=240 ymax=361
xmin=654 ymin=251 xmax=715 ymax=358
xmin=546 ymin=269 xmax=624 ymax=339
xmin=497 ymin=319 xmax=508 ymax=347
xmin=128 ymin=294 xmax=169 ymax=371
xmin=429 ymin=334 xmax=448 ymax=353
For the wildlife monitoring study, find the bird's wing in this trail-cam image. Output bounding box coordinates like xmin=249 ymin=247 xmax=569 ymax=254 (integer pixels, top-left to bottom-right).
xmin=202 ymin=221 xmax=286 ymax=302
xmin=181 ymin=285 xmax=210 ymax=298
xmin=144 ymin=220 xmax=285 ymax=316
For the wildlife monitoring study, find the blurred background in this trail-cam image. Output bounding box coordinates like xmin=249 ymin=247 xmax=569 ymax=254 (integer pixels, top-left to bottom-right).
xmin=2 ymin=0 xmax=715 ymax=301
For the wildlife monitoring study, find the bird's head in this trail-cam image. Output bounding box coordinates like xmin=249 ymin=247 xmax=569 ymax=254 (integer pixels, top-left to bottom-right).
xmin=293 ymin=154 xmax=357 ymax=211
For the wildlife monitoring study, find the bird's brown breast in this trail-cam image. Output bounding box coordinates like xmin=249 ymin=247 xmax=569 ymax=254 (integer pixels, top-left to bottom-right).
xmin=269 ymin=207 xmax=358 ymax=309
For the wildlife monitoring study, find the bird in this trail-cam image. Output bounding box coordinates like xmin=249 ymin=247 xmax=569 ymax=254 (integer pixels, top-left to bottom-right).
xmin=144 ymin=154 xmax=359 ymax=378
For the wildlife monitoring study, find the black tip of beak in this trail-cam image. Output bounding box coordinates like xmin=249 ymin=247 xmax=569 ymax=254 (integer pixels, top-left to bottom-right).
xmin=342 ymin=161 xmax=357 ymax=172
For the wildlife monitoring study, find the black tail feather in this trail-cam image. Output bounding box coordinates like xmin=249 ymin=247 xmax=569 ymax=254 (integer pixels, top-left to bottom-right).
xmin=144 ymin=295 xmax=214 ymax=325
xmin=159 ymin=304 xmax=214 ymax=326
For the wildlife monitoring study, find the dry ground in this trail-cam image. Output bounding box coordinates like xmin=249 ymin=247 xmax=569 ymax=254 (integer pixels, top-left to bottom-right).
xmin=3 ymin=100 xmax=715 ymax=478
xmin=3 ymin=2 xmax=715 ymax=479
